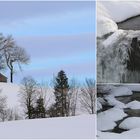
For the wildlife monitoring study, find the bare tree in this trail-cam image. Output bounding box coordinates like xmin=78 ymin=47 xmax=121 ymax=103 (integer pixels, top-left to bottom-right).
xmin=67 ymin=79 xmax=79 ymax=116
xmin=0 ymin=35 xmax=14 ymax=52
xmin=38 ymin=83 xmax=54 ymax=111
xmin=19 ymin=77 xmax=38 ymax=119
xmin=0 ymin=35 xmax=15 ymax=71
xmin=80 ymin=78 xmax=96 ymax=114
xmin=4 ymin=45 xmax=30 ymax=83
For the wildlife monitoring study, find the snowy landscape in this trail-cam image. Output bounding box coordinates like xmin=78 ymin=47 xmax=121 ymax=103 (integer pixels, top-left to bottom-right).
xmin=0 ymin=80 xmax=95 ymax=139
xmin=0 ymin=1 xmax=95 ymax=139
xmin=97 ymin=1 xmax=140 ymax=83
xmin=97 ymin=84 xmax=140 ymax=139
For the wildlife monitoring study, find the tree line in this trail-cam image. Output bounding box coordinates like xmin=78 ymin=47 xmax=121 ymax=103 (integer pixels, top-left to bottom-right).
xmin=0 ymin=70 xmax=96 ymax=122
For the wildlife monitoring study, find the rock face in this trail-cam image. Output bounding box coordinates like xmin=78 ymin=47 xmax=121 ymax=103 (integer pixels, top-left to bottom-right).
xmin=97 ymin=30 xmax=140 ymax=83
xmin=118 ymin=15 xmax=140 ymax=30
xmin=127 ymin=37 xmax=140 ymax=71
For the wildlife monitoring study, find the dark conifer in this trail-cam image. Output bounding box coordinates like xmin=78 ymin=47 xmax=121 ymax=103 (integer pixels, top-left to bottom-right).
xmin=53 ymin=70 xmax=69 ymax=117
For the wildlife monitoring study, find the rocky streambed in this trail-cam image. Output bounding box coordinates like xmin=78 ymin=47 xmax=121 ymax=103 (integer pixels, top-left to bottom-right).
xmin=100 ymin=91 xmax=140 ymax=133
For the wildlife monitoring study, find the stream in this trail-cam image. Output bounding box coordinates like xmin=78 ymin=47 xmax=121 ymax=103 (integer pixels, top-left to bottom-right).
xmin=101 ymin=91 xmax=140 ymax=133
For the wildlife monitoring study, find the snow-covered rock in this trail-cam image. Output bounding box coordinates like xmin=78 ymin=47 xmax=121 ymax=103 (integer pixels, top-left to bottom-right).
xmin=97 ymin=107 xmax=127 ymax=131
xmin=126 ymin=100 xmax=140 ymax=109
xmin=119 ymin=117 xmax=140 ymax=130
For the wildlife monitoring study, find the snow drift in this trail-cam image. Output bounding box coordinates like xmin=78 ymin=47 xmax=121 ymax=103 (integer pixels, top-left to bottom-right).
xmin=0 ymin=115 xmax=95 ymax=139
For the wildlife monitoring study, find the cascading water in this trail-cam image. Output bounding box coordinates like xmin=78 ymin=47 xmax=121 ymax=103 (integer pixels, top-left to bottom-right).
xmin=97 ymin=30 xmax=140 ymax=83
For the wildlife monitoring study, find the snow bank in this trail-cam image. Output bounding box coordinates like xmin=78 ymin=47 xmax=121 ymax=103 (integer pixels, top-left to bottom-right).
xmin=97 ymin=107 xmax=127 ymax=131
xmin=126 ymin=100 xmax=140 ymax=109
xmin=119 ymin=117 xmax=140 ymax=130
xmin=0 ymin=115 xmax=95 ymax=139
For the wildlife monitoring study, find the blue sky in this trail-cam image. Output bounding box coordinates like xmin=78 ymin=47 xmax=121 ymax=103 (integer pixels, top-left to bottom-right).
xmin=0 ymin=1 xmax=96 ymax=84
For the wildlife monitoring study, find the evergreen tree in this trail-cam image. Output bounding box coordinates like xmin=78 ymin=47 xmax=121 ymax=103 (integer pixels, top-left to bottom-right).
xmin=53 ymin=70 xmax=69 ymax=117
xmin=34 ymin=96 xmax=46 ymax=118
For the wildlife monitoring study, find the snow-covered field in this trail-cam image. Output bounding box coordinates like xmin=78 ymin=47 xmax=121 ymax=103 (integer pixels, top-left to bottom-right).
xmin=0 ymin=114 xmax=95 ymax=139
xmin=97 ymin=84 xmax=140 ymax=139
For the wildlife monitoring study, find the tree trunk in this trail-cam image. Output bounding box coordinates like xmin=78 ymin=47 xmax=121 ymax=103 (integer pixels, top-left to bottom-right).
xmin=10 ymin=62 xmax=13 ymax=83
xmin=10 ymin=67 xmax=13 ymax=83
